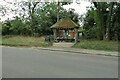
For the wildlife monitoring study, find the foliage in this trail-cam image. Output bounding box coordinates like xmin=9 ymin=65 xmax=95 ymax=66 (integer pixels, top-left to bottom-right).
xmin=2 ymin=17 xmax=31 ymax=35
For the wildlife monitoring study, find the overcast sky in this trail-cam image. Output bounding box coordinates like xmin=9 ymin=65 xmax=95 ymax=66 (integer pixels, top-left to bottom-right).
xmin=63 ymin=0 xmax=92 ymax=15
xmin=0 ymin=0 xmax=92 ymax=21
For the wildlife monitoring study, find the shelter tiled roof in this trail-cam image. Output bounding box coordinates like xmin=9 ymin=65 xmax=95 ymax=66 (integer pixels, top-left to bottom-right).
xmin=50 ymin=19 xmax=79 ymax=29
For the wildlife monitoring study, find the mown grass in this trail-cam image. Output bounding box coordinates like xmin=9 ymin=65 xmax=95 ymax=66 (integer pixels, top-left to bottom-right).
xmin=0 ymin=22 xmax=2 ymax=44
xmin=0 ymin=35 xmax=2 ymax=44
xmin=73 ymin=39 xmax=118 ymax=52
xmin=1 ymin=35 xmax=52 ymax=47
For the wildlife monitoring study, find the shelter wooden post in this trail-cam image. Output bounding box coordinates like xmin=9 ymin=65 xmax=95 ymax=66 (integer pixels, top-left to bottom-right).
xmin=53 ymin=29 xmax=57 ymax=40
xmin=75 ymin=28 xmax=78 ymax=43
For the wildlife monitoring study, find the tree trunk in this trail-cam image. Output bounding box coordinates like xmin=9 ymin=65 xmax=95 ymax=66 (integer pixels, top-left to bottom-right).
xmin=106 ymin=2 xmax=114 ymax=40
xmin=75 ymin=28 xmax=78 ymax=43
xmin=93 ymin=2 xmax=104 ymax=40
xmin=57 ymin=2 xmax=60 ymax=22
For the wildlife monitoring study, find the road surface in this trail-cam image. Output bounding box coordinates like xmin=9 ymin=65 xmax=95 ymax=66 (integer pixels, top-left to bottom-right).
xmin=2 ymin=46 xmax=118 ymax=78
xmin=0 ymin=46 xmax=2 ymax=79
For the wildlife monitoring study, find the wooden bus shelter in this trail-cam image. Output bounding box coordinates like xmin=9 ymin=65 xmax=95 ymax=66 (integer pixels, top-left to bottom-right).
xmin=50 ymin=19 xmax=79 ymax=43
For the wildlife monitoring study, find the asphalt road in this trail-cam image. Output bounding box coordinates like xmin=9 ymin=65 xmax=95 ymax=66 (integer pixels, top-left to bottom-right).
xmin=0 ymin=46 xmax=2 ymax=79
xmin=2 ymin=46 xmax=118 ymax=78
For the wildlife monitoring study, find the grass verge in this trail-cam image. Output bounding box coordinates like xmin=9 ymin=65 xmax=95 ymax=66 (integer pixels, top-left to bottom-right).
xmin=72 ymin=39 xmax=118 ymax=52
xmin=1 ymin=35 xmax=52 ymax=47
xmin=1 ymin=35 xmax=118 ymax=52
xmin=0 ymin=35 xmax=2 ymax=44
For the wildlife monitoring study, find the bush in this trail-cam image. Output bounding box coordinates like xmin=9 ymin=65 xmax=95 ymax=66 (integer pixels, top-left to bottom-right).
xmin=84 ymin=26 xmax=98 ymax=39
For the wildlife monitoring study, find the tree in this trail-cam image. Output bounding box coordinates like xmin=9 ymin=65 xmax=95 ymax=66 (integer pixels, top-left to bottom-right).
xmin=82 ymin=8 xmax=97 ymax=39
xmin=82 ymin=2 xmax=120 ymax=40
